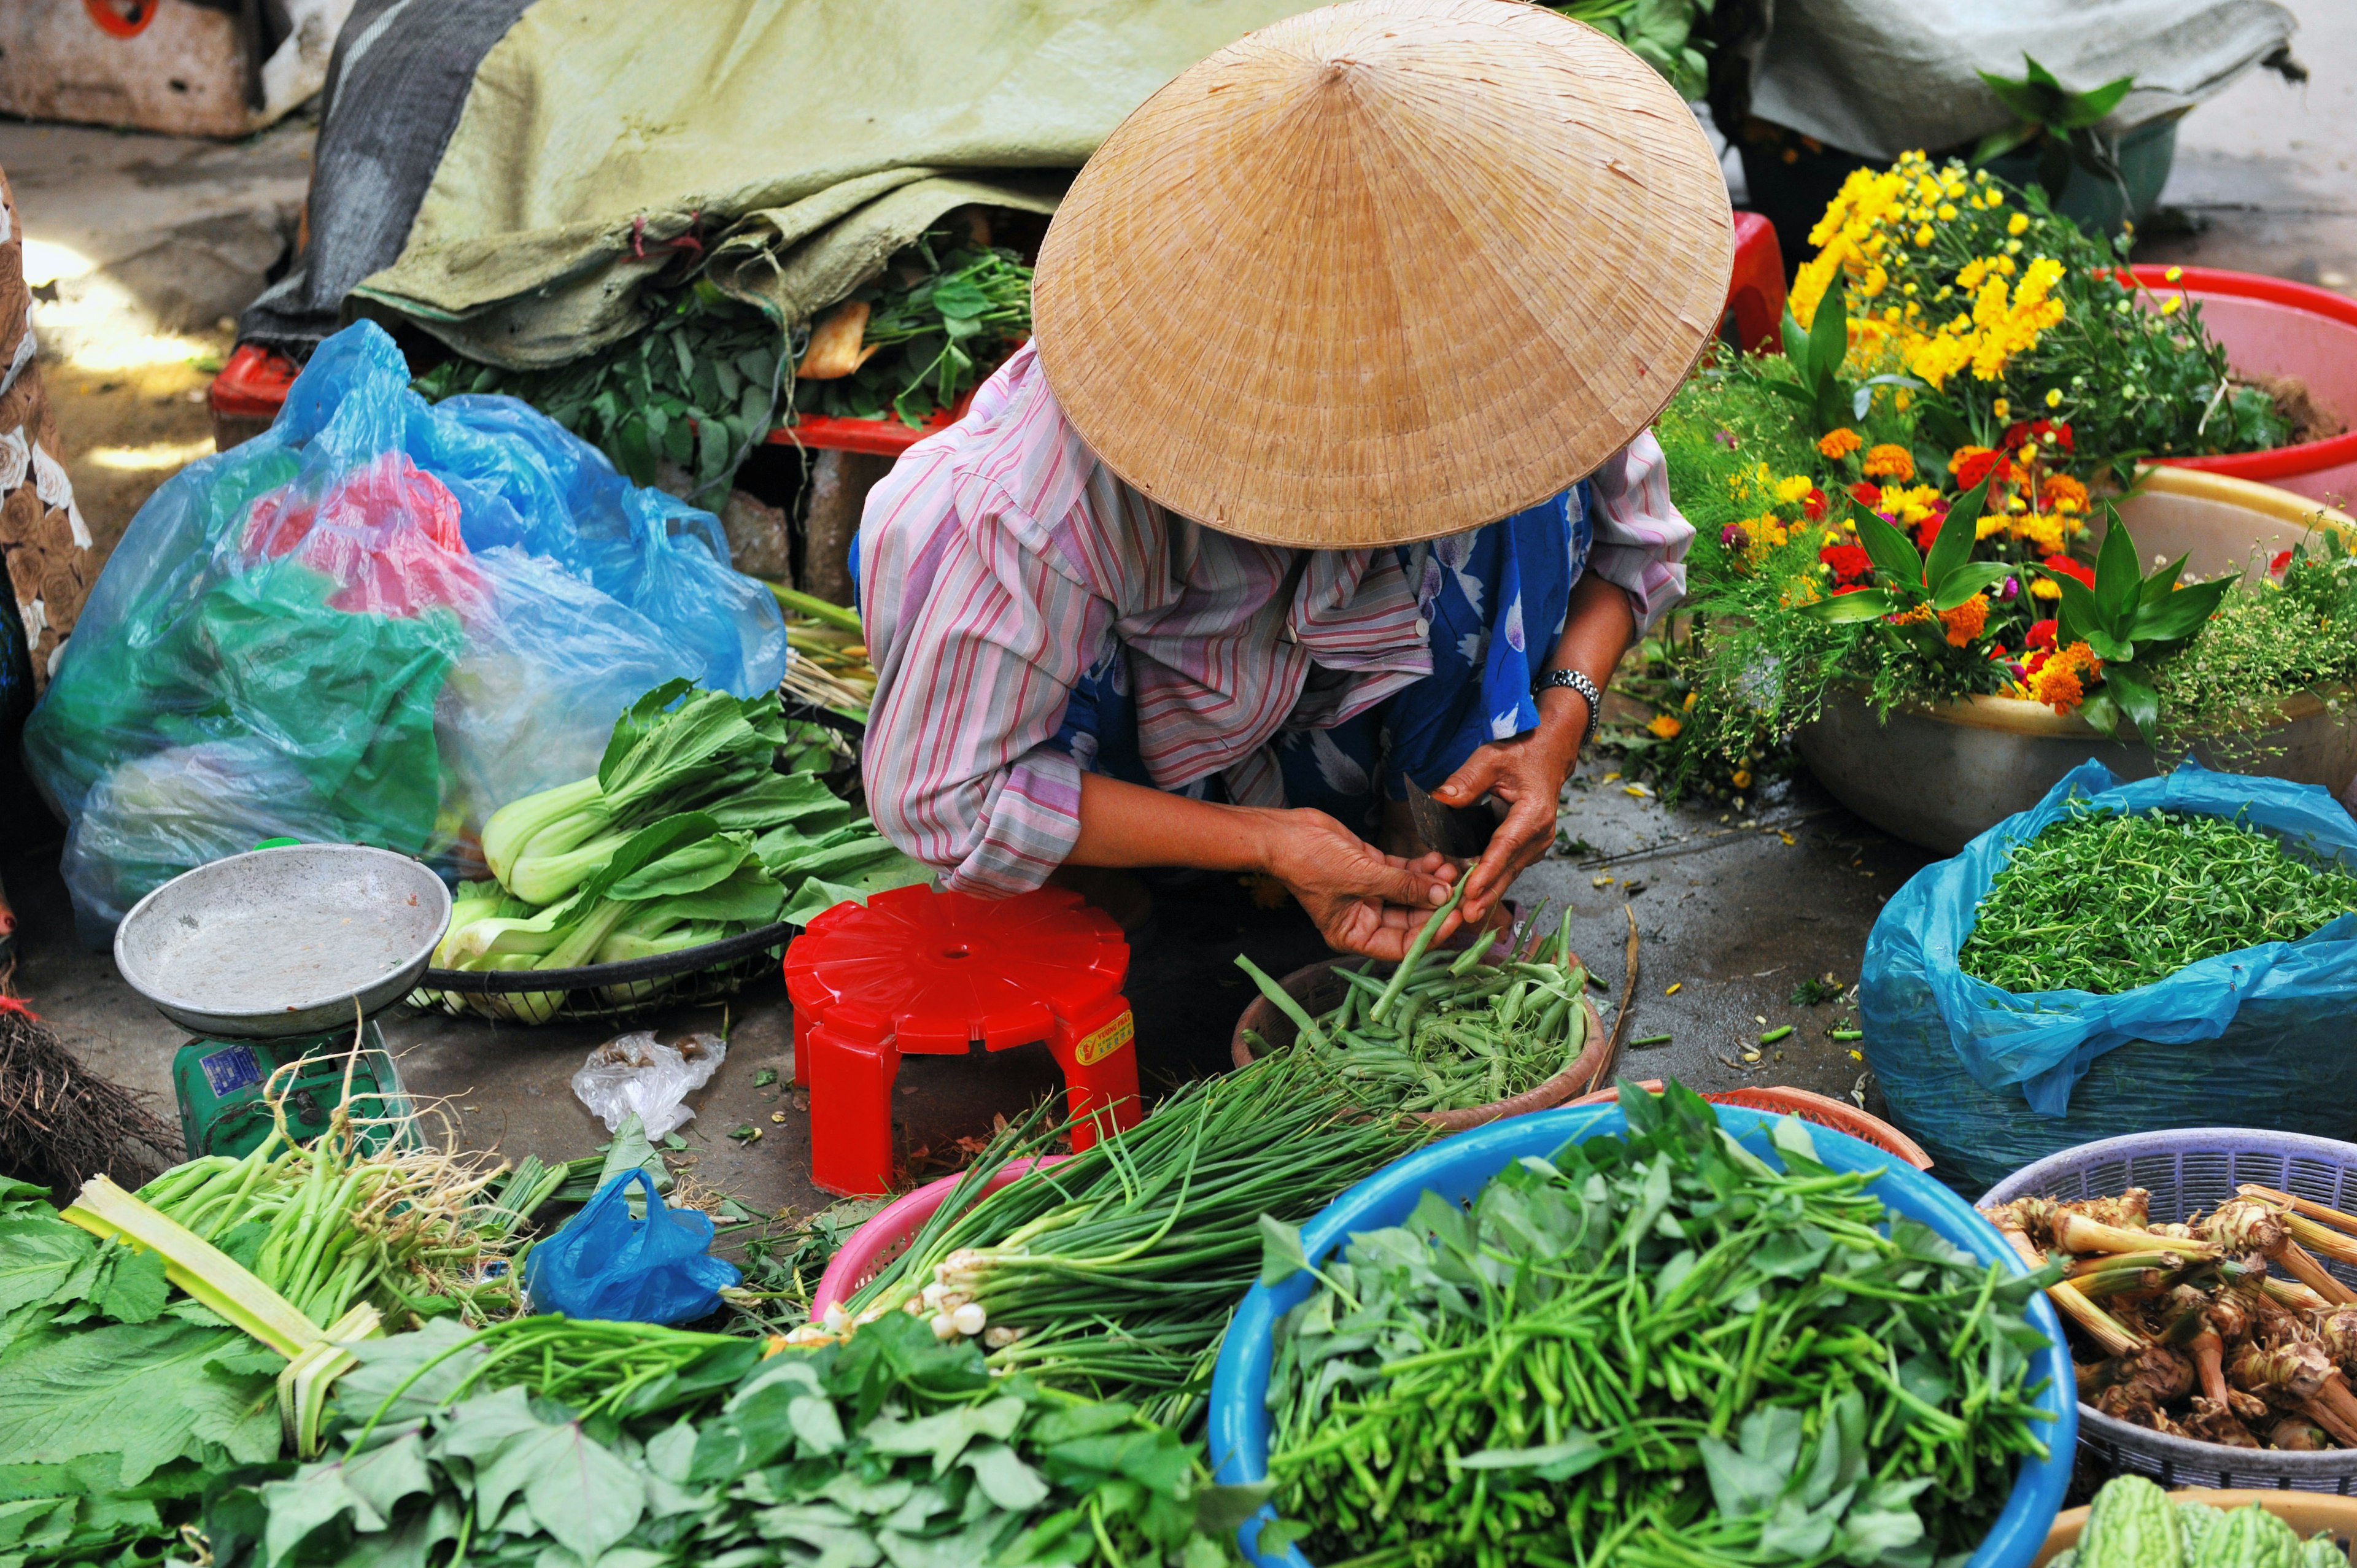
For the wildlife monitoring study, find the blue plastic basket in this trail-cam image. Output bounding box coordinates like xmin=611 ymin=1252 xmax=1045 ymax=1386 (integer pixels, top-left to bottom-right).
xmin=1983 ymin=1127 xmax=2357 ymax=1494
xmin=1209 ymin=1101 xmax=2078 ymax=1568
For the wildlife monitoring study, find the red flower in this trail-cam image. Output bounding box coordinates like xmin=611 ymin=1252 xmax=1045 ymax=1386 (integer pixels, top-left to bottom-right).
xmin=2002 ymin=421 xmax=2032 ymax=451
xmin=1850 ymin=481 xmax=1882 ymax=508
xmin=1913 ymin=519 xmax=1943 ymax=554
xmin=1832 ymin=584 xmax=1871 ymax=595
xmin=2026 ymin=618 xmax=2058 ymax=651
xmin=1819 ymin=543 xmax=1873 ymax=583
xmin=1803 ymin=486 xmax=1829 ymax=522
xmin=2040 ymin=554 xmax=2094 ymax=589
xmin=1951 ymin=450 xmax=2009 ymax=490
xmin=2040 ymin=419 xmax=2075 ymax=453
xmin=2272 ymin=549 xmax=2295 ymax=575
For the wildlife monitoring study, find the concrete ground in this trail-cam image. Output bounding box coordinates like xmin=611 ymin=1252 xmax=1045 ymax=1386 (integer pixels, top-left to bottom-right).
xmin=1 ymin=4 xmax=2350 ymax=1234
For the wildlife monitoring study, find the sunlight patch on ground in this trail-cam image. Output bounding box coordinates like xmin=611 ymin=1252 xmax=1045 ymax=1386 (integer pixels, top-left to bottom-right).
xmin=85 ymin=437 xmax=217 ymax=472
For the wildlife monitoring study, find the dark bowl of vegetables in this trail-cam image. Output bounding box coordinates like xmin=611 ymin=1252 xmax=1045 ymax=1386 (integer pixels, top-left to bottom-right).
xmin=1209 ymin=1081 xmax=2078 ymax=1568
xmin=1229 ymin=913 xmax=1606 ymax=1131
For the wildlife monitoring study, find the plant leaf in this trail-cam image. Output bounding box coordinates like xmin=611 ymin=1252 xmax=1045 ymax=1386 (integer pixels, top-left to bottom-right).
xmin=2129 ymin=574 xmax=2235 ymax=642
xmin=2049 ymin=572 xmax=2103 ymax=644
xmin=1850 ymin=498 xmax=1926 ymax=590
xmin=1799 ymin=589 xmax=1901 ymax=623
xmin=1930 ymin=563 xmax=2015 ymax=612
xmin=1257 ymin=1215 xmax=1311 ymax=1287
xmin=2092 ymin=512 xmax=2143 ymax=631
xmin=1924 ymin=479 xmax=1990 ymax=590
xmin=1805 ymin=278 xmax=1849 ymax=390
xmin=2102 ymin=662 xmax=2161 ymax=740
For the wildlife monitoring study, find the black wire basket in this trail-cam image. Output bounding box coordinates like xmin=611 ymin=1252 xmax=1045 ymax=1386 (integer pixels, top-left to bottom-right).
xmin=405 ymin=921 xmax=795 ymax=1026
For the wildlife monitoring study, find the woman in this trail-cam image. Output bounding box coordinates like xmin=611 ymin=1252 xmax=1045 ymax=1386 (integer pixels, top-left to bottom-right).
xmin=859 ymin=0 xmax=1732 ymax=960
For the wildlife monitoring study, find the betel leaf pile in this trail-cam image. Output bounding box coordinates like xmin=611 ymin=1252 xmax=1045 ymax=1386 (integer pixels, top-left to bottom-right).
xmin=201 ymin=1310 xmax=1235 ymax=1568
xmin=1959 ymin=801 xmax=2357 ymax=995
xmin=1260 ymin=1081 xmax=2061 ymax=1568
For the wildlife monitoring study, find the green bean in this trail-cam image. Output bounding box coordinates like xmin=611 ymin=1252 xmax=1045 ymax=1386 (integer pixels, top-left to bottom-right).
xmin=1371 ymin=878 xmax=1467 ymax=1022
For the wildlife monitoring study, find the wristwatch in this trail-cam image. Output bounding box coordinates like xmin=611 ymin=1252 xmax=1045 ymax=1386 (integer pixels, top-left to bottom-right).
xmin=1535 ymin=668 xmax=1603 ymax=747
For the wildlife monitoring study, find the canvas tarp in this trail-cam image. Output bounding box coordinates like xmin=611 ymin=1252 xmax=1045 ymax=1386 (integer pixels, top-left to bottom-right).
xmin=350 ymin=0 xmax=1313 ymax=369
xmin=1746 ymin=0 xmax=2296 ymax=163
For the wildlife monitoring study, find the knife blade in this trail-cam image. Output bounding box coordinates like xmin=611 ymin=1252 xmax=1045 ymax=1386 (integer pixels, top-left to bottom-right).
xmin=1405 ymin=777 xmax=1496 ymax=859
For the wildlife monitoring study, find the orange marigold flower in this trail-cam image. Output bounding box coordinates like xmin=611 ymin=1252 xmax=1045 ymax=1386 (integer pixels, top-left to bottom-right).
xmin=1861 ymin=444 xmax=1916 ymax=482
xmin=2027 ymin=641 xmax=2101 ymax=714
xmin=1647 ymin=714 xmax=1684 ymax=740
xmin=1818 ymin=427 xmax=1865 ymax=459
xmin=1939 ymin=592 xmax=1989 ymax=647
xmin=2038 ymin=473 xmax=2090 ymax=512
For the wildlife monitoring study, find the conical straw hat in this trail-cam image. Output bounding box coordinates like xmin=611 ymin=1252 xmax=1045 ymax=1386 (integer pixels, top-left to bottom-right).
xmin=1032 ymin=0 xmax=1733 ymax=548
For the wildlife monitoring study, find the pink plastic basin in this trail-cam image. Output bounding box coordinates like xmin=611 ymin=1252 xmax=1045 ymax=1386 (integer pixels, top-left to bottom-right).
xmin=2135 ymin=264 xmax=2357 ymax=507
xmin=808 ymin=1154 xmax=1069 ymax=1318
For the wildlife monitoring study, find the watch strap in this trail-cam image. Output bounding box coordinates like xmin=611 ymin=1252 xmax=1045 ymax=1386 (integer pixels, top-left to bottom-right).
xmin=1536 ymin=668 xmax=1603 ymax=746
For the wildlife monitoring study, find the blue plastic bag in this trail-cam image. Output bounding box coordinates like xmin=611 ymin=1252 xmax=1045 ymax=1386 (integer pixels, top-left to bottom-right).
xmin=524 ymin=1169 xmax=740 ymax=1324
xmin=21 ymin=322 xmax=786 ymax=937
xmin=1864 ymin=759 xmax=2357 ymax=1192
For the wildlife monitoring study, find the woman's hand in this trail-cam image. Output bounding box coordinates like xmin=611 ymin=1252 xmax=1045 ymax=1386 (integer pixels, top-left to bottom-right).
xmin=1431 ymin=702 xmax=1581 ymax=926
xmin=1260 ymin=809 xmax=1464 ymax=960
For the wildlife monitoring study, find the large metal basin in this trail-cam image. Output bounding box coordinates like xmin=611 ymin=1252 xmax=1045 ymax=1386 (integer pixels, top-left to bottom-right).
xmin=1797 ymin=468 xmax=2357 ymax=854
xmin=115 ymin=844 xmax=451 ymax=1038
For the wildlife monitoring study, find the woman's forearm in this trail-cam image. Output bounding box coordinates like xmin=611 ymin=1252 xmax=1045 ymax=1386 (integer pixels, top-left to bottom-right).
xmin=1531 ymin=571 xmax=1639 ymax=746
xmin=1066 ymin=773 xmax=1276 ymax=872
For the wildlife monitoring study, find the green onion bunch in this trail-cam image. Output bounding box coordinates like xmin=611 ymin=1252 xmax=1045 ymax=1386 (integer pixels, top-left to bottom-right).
xmin=1959 ymin=800 xmax=2357 ymax=995
xmin=1238 ymin=889 xmax=1592 ymax=1115
xmin=1261 ymin=1081 xmax=2061 ymax=1568
xmin=834 ymin=1051 xmax=1431 ymax=1426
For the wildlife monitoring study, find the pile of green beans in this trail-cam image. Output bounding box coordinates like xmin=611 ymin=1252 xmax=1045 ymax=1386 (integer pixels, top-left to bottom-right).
xmin=1263 ymin=1081 xmax=2059 ymax=1568
xmin=1959 ymin=801 xmax=2357 ymax=994
xmin=1238 ymin=887 xmax=1591 ymax=1114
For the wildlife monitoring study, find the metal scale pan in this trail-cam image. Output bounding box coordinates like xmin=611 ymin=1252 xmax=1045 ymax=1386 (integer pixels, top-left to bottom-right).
xmin=114 ymin=844 xmax=452 ymax=1039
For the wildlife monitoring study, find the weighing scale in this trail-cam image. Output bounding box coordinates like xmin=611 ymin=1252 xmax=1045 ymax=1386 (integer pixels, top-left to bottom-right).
xmin=112 ymin=844 xmax=452 ymax=1158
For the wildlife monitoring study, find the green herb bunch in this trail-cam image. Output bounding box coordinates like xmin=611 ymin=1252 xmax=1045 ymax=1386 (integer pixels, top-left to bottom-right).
xmin=1544 ymin=0 xmax=1716 ymax=102
xmin=794 ymin=234 xmax=1034 ymax=428
xmin=1260 ymin=1080 xmax=2060 ymax=1567
xmin=1959 ymin=800 xmax=2357 ymax=995
xmin=414 ymin=280 xmax=786 ymax=504
xmin=2152 ymin=531 xmax=2357 ymax=755
xmin=201 ymin=1311 xmax=1235 ymax=1568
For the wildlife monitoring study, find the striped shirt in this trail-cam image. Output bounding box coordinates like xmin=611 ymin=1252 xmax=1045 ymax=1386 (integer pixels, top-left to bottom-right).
xmin=857 ymin=343 xmax=1692 ymax=895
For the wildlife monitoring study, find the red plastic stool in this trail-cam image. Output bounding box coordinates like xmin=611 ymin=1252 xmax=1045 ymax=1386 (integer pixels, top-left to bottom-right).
xmin=1724 ymin=210 xmax=1789 ymax=353
xmin=783 ymin=884 xmax=1139 ymax=1197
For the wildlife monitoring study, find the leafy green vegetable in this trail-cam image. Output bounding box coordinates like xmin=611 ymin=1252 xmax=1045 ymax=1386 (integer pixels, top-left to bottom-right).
xmin=413 ymin=279 xmax=784 ymax=504
xmin=793 ymin=234 xmax=1034 ymax=428
xmin=1264 ymin=1079 xmax=2059 ymax=1565
xmin=207 ymin=1311 xmax=1226 ymax=1568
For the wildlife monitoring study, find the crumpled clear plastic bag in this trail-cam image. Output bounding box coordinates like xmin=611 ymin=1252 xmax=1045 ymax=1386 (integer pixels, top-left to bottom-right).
xmin=571 ymin=1030 xmax=727 ymax=1141
xmin=20 ymin=321 xmax=785 ymax=940
xmin=522 ymin=1168 xmax=739 ymax=1324
xmin=1863 ymin=759 xmax=2357 ymax=1192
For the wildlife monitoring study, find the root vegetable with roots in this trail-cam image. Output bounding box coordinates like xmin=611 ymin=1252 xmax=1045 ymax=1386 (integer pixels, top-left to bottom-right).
xmin=0 ymin=993 xmax=179 ymax=1193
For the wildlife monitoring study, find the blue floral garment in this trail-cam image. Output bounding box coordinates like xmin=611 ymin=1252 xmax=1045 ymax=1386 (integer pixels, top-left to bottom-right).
xmin=1047 ymin=485 xmax=1593 ymax=837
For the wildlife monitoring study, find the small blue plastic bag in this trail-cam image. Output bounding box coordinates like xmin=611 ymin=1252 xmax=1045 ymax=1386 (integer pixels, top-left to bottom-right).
xmin=1863 ymin=759 xmax=2357 ymax=1193
xmin=523 ymin=1169 xmax=740 ymax=1324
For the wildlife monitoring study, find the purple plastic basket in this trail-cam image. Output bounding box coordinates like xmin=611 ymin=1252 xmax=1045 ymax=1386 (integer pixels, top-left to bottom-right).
xmin=1982 ymin=1127 xmax=2357 ymax=1493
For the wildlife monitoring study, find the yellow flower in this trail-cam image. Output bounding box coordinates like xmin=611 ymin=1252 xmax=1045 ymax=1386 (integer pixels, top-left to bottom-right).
xmin=1683 ymin=691 xmax=1698 ymax=710
xmin=2030 ymin=577 xmax=2061 ymax=600
xmin=2007 ymin=212 xmax=2030 ymax=237
xmin=1986 ymin=186 xmax=2005 ymax=205
xmin=1647 ymin=714 xmax=1684 ymax=740
xmin=1937 ymin=203 xmax=1958 ymax=221
xmin=2165 ymin=265 xmax=2183 ymax=282
xmin=1775 ymin=474 xmax=1815 ymax=504
xmin=1956 ymin=258 xmax=1988 ymax=290
xmin=1731 ymin=769 xmax=1752 ymax=789
xmin=1817 ymin=427 xmax=1864 ymax=459
xmin=1915 ymin=224 xmax=1935 ymax=247
xmin=2161 ymin=296 xmax=2183 ymax=315
xmin=1992 ymin=398 xmax=2010 ymax=419
xmin=2005 ymin=238 xmax=2023 ymax=256
xmin=2046 ymin=388 xmax=2064 ymax=409
xmin=1975 ymin=512 xmax=2010 ymax=541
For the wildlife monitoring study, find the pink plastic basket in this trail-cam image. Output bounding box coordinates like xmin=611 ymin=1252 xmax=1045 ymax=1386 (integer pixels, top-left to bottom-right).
xmin=809 ymin=1155 xmax=1069 ymax=1319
